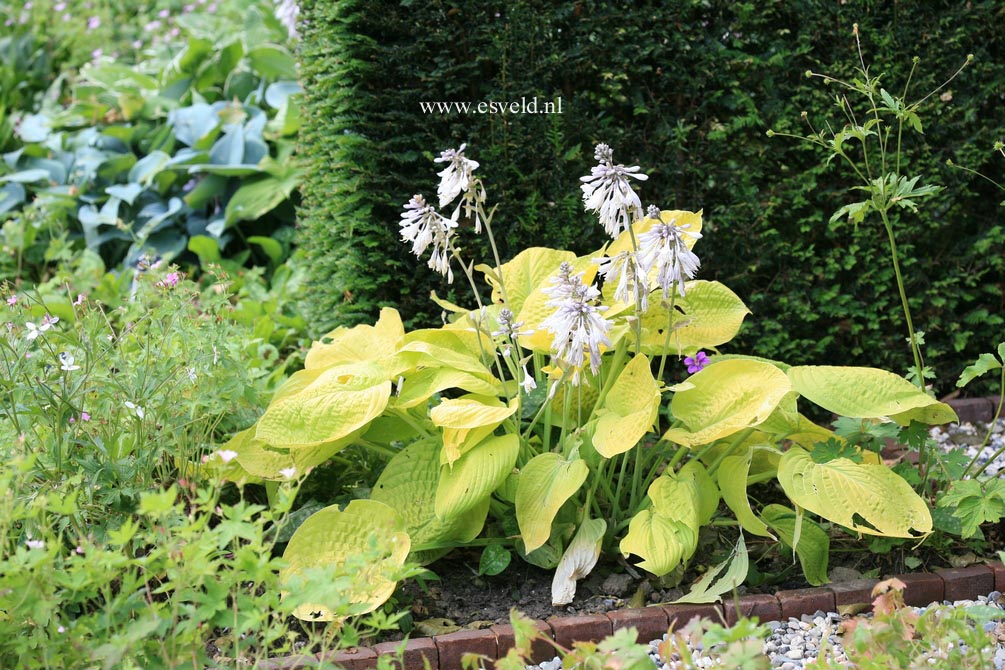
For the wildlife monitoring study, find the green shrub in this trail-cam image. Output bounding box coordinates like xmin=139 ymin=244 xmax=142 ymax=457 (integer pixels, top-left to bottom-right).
xmin=295 ymin=0 xmax=1005 ymax=395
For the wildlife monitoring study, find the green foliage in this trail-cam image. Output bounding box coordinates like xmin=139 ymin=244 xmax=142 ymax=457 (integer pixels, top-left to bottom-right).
xmin=937 ymin=479 xmax=1005 ymax=539
xmin=295 ymin=0 xmax=1005 ymax=397
xmin=0 ymin=0 xmax=301 ymax=281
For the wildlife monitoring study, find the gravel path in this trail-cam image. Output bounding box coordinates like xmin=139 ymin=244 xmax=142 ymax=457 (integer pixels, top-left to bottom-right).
xmin=528 ymin=416 xmax=1005 ymax=670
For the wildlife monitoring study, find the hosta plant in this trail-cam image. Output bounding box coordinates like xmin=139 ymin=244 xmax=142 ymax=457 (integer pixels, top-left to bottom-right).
xmin=216 ymin=143 xmax=956 ymax=617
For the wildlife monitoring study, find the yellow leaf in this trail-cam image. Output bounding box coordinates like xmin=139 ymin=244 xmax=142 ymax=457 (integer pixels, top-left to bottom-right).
xmin=304 ymin=307 xmax=404 ymax=370
xmin=619 ymin=509 xmax=697 ymax=576
xmin=718 ymin=449 xmax=774 ymax=538
xmin=593 ymin=354 xmax=660 ymax=457
xmin=634 ymin=281 xmax=750 ymax=354
xmin=515 ymin=453 xmax=589 ymax=553
xmin=435 ymin=434 xmax=519 ymax=519
xmin=431 ymin=396 xmax=517 ymax=464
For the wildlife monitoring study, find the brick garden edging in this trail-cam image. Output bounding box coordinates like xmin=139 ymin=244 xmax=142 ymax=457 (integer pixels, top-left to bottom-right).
xmin=256 ymin=396 xmax=1003 ymax=670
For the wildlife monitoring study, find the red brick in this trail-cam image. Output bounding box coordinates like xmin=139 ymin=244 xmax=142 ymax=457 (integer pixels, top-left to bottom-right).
xmin=317 ymin=647 xmax=377 ymax=670
xmin=988 ymin=561 xmax=1005 ymax=592
xmin=888 ymin=572 xmax=944 ymax=607
xmin=661 ymin=603 xmax=722 ymax=630
xmin=547 ymin=613 xmax=613 ymax=649
xmin=936 ymin=565 xmax=995 ymax=601
xmin=947 ymin=397 xmax=994 ymax=424
xmin=775 ymin=587 xmax=835 ymax=620
xmin=607 ymin=606 xmax=670 ymax=643
xmin=723 ymin=594 xmax=782 ymax=627
xmin=434 ymin=629 xmax=497 ymax=670
xmin=491 ymin=620 xmax=555 ymax=665
xmin=372 ymin=638 xmax=438 ymax=670
xmin=827 ymin=579 xmax=879 ymax=608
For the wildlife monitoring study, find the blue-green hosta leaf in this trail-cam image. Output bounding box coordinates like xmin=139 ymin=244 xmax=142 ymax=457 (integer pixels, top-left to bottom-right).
xmin=16 ymin=113 xmax=52 ymax=143
xmin=105 ymin=183 xmax=144 ymax=205
xmin=0 ymin=169 xmax=51 ymax=183
xmin=128 ymin=151 xmax=172 ymax=185
xmin=265 ymin=81 xmax=304 ymax=108
xmin=209 ymin=124 xmax=245 ymax=165
xmin=169 ymin=103 xmax=221 ymax=147
xmin=0 ymin=183 xmax=26 ymax=215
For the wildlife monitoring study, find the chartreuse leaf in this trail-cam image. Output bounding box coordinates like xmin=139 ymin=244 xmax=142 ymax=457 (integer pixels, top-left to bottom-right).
xmin=435 ymin=434 xmax=519 ymax=519
xmin=787 ymin=366 xmax=956 ymax=425
xmin=552 ymin=518 xmax=607 ymax=605
xmin=256 ymin=361 xmax=391 ymax=448
xmin=404 ymin=327 xmax=494 ymax=362
xmin=393 ymin=368 xmax=501 ymax=409
xmin=393 ymin=340 xmax=498 ymax=382
xmin=593 ymin=354 xmax=660 ymax=457
xmin=515 ymin=453 xmax=589 ymax=552
xmin=305 ymin=307 xmax=404 ymax=370
xmin=663 ymin=359 xmax=791 ymax=447
xmin=648 ymin=475 xmax=700 ymax=528
xmin=761 ymin=504 xmax=830 ymax=586
xmin=483 ymin=246 xmax=575 ymax=316
xmin=717 ymin=449 xmax=774 ymax=538
xmin=619 ymin=509 xmax=697 ymax=577
xmin=674 ymin=534 xmax=747 ymax=604
xmin=677 ymin=460 xmax=719 ymax=525
xmin=371 ymin=439 xmax=488 ymax=563
xmin=431 ymin=396 xmax=517 ymax=464
xmin=636 ymin=280 xmax=749 ymax=353
xmin=281 ymin=499 xmax=410 ymax=621
xmin=777 ymin=447 xmax=932 ymax=538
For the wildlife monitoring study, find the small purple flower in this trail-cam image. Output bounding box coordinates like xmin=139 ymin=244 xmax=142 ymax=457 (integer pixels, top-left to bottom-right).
xmin=87 ymin=15 xmax=100 ymax=30
xmin=6 ymin=295 xmax=16 ymax=307
xmin=158 ymin=8 xmax=170 ymax=17
xmin=683 ymin=351 xmax=710 ymax=374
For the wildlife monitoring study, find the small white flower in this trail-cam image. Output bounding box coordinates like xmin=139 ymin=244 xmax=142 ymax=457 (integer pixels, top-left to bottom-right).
xmin=25 ymin=314 xmax=58 ymax=341
xmin=638 ymin=212 xmax=702 ymax=299
xmin=124 ymin=401 xmax=145 ymax=419
xmin=580 ymin=143 xmax=648 ymax=238
xmin=595 ymin=250 xmax=649 ymax=312
xmin=540 ymin=262 xmax=612 ymax=384
xmin=25 ymin=539 xmax=45 ymax=550
xmin=216 ymin=449 xmax=238 ymax=464
xmin=433 ymin=144 xmax=480 ymax=209
xmin=279 ymin=466 xmax=297 ymax=479
xmin=25 ymin=323 xmax=41 ymax=340
xmin=399 ymin=194 xmax=458 ymax=282
xmin=186 ymin=367 xmax=197 ymax=383
xmin=59 ymin=352 xmax=80 ymax=371
xmin=520 ymin=363 xmax=537 ymax=394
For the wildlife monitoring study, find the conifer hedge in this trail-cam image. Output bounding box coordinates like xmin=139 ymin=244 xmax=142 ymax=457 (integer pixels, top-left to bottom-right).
xmin=295 ymin=0 xmax=1004 ymax=394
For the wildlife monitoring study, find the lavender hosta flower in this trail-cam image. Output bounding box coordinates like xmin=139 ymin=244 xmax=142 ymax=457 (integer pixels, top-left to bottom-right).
xmin=684 ymin=351 xmax=710 ymax=374
xmin=541 ymin=262 xmax=612 ymax=384
xmin=400 ymin=194 xmax=459 ymax=282
xmin=595 ymin=250 xmax=649 ymax=312
xmin=492 ymin=308 xmax=533 ymax=340
xmin=580 ymin=143 xmax=648 ymax=238
xmin=434 ymin=144 xmax=480 ymax=210
xmin=638 ymin=210 xmax=702 ymax=299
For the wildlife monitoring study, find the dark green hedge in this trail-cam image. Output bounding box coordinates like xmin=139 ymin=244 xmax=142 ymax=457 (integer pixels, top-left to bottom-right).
xmin=295 ymin=0 xmax=1005 ymax=395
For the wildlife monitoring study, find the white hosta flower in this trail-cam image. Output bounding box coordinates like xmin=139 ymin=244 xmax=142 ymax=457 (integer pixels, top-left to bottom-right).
xmin=580 ymin=143 xmax=648 ymax=238
xmin=124 ymin=401 xmax=145 ymax=419
xmin=433 ymin=144 xmax=480 ymax=209
xmin=59 ymin=352 xmax=80 ymax=371
xmin=540 ymin=262 xmax=612 ymax=384
xmin=519 ymin=363 xmax=537 ymax=394
xmin=400 ymin=194 xmax=459 ymax=282
xmin=638 ymin=212 xmax=702 ymax=299
xmin=595 ymin=250 xmax=649 ymax=312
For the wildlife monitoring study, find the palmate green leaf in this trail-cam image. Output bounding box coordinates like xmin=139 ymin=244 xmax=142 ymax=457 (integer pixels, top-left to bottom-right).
xmin=956 ymin=345 xmax=1004 ymax=388
xmin=372 ymin=439 xmax=488 ymax=562
xmin=593 ymin=353 xmax=660 ymax=457
xmin=674 ymin=534 xmax=747 ymax=604
xmin=760 ymin=504 xmax=829 ymax=586
xmin=717 ymin=449 xmax=774 ymax=538
xmin=515 ymin=453 xmax=589 ymax=553
xmin=281 ymin=499 xmax=410 ymax=621
xmin=255 ymin=360 xmax=391 ymax=448
xmin=435 ymin=434 xmax=519 ymax=519
xmin=664 ymin=359 xmax=792 ymax=447
xmin=787 ymin=365 xmax=957 ymax=426
xmin=778 ymin=447 xmax=931 ymax=538
xmin=937 ymin=479 xmax=1005 ymax=538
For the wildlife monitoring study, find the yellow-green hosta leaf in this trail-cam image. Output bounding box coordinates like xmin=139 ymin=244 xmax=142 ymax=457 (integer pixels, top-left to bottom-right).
xmin=552 ymin=518 xmax=607 ymax=605
xmin=548 ymin=377 xmax=601 ymax=430
xmin=761 ymin=504 xmax=830 ymax=586
xmin=787 ymin=365 xmax=954 ymax=424
xmin=889 ymin=402 xmax=959 ymax=426
xmin=486 ymin=247 xmax=575 ymax=316
xmin=371 ymin=439 xmax=488 ymax=561
xmin=435 ymin=434 xmax=519 ymax=519
xmin=515 ymin=453 xmax=589 ymax=553
xmin=394 ymin=341 xmax=497 ymax=381
xmin=393 ymin=368 xmax=502 ymax=409
xmin=663 ymin=359 xmax=791 ymax=447
xmin=431 ymin=396 xmax=517 ymax=464
xmin=677 ymin=460 xmax=719 ymax=525
xmin=281 ymin=499 xmax=410 ymax=621
xmin=718 ymin=450 xmax=774 ymax=538
xmin=619 ymin=508 xmax=698 ymax=576
xmin=593 ymin=354 xmax=660 ymax=457
xmin=777 ymin=447 xmax=932 ymax=538
xmin=304 ymin=307 xmax=404 ymax=370
xmin=635 ymin=281 xmax=749 ymax=354
xmin=674 ymin=534 xmax=747 ymax=604
xmin=648 ymin=475 xmax=700 ymax=529
xmin=406 ymin=325 xmax=494 ymax=361
xmin=256 ymin=361 xmax=391 ymax=448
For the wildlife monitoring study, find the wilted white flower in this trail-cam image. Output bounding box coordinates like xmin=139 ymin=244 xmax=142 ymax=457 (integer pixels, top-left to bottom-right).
xmin=540 ymin=262 xmax=612 ymax=384
xmin=59 ymin=352 xmax=80 ymax=371
xmin=216 ymin=449 xmax=238 ymax=464
xmin=638 ymin=212 xmax=702 ymax=299
xmin=434 ymin=144 xmax=480 ymax=209
xmin=124 ymin=401 xmax=145 ymax=419
xmin=580 ymin=143 xmax=648 ymax=238
xmin=279 ymin=466 xmax=297 ymax=479
xmin=400 ymin=194 xmax=459 ymax=282
xmin=595 ymin=250 xmax=649 ymax=312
